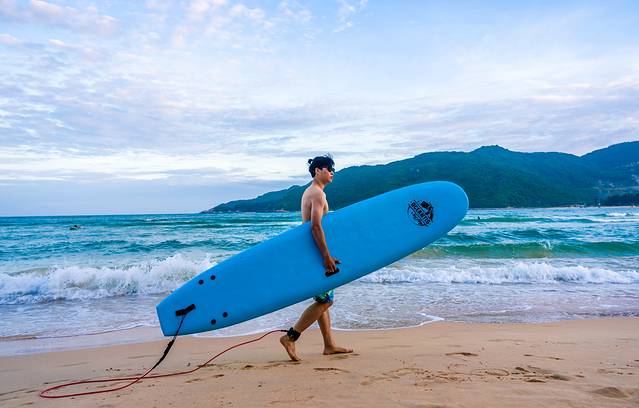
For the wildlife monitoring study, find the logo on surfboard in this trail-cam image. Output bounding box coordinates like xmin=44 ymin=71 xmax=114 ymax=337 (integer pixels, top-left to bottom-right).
xmin=407 ymin=200 xmax=434 ymax=226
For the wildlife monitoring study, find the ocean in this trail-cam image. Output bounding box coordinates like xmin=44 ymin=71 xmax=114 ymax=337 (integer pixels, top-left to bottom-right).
xmin=1 ymin=208 xmax=638 ymax=354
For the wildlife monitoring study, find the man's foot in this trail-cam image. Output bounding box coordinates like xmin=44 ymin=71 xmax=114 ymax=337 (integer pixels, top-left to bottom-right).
xmin=323 ymin=345 xmax=353 ymax=356
xmin=280 ymin=335 xmax=301 ymax=361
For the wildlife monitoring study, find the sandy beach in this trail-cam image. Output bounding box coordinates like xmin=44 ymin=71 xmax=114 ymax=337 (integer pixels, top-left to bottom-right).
xmin=1 ymin=317 xmax=637 ymax=407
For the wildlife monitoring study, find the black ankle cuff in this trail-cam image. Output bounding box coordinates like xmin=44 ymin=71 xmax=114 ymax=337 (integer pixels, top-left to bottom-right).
xmin=287 ymin=327 xmax=301 ymax=341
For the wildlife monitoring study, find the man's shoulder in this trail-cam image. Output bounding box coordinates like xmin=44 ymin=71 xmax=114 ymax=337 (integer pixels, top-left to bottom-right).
xmin=303 ymin=184 xmax=319 ymax=194
xmin=303 ymin=185 xmax=325 ymax=201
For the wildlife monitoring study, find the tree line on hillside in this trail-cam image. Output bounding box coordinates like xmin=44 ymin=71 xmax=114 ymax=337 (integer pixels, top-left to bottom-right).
xmin=202 ymin=141 xmax=639 ymax=212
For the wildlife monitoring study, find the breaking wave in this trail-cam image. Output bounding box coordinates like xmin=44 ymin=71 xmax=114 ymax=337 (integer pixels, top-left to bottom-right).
xmin=361 ymin=261 xmax=639 ymax=284
xmin=3 ymin=254 xmax=638 ymax=305
xmin=0 ymin=254 xmax=214 ymax=304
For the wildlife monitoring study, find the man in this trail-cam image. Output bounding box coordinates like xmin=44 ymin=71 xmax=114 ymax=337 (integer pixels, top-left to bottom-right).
xmin=280 ymin=155 xmax=353 ymax=361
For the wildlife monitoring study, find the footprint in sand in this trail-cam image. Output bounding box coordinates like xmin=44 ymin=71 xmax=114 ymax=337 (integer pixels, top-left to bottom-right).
xmin=360 ymin=367 xmax=433 ymax=386
xmin=447 ymin=363 xmax=468 ymax=371
xmin=524 ymin=354 xmax=563 ymax=360
xmin=591 ymin=387 xmax=630 ymax=399
xmin=360 ymin=374 xmax=398 ymax=386
xmin=446 ymin=352 xmax=478 ymax=357
xmin=264 ymin=362 xmax=286 ymax=368
xmin=513 ymin=366 xmax=570 ymax=383
xmin=388 ymin=367 xmax=428 ymax=377
xmin=434 ymin=373 xmax=463 ymax=382
xmin=360 ymin=376 xmax=378 ymax=385
xmin=526 ymin=365 xmax=553 ymax=375
xmin=470 ymin=368 xmax=510 ymax=377
xmin=330 ymin=353 xmax=358 ymax=360
xmin=546 ymin=373 xmax=571 ymax=381
xmin=313 ymin=367 xmax=349 ymax=373
xmin=598 ymin=367 xmax=635 ymax=375
xmin=518 ymin=365 xmax=553 ymax=383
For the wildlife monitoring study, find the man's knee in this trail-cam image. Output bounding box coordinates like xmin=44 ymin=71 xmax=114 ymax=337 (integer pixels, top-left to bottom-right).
xmin=314 ymin=300 xmax=333 ymax=311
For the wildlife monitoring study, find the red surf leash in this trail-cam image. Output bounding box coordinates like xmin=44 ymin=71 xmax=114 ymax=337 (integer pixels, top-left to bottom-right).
xmin=39 ymin=329 xmax=286 ymax=398
xmin=39 ymin=307 xmax=286 ymax=399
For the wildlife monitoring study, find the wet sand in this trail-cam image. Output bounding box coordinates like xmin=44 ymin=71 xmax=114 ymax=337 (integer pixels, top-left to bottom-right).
xmin=1 ymin=317 xmax=638 ymax=407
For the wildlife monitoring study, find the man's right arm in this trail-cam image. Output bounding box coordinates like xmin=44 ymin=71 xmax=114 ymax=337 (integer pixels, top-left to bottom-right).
xmin=309 ymin=194 xmax=339 ymax=274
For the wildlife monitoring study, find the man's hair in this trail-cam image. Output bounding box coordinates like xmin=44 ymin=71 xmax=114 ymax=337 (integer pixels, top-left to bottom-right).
xmin=307 ymin=154 xmax=334 ymax=178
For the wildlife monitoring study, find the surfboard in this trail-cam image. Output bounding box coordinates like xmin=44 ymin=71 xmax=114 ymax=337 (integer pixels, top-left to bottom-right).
xmin=156 ymin=181 xmax=468 ymax=336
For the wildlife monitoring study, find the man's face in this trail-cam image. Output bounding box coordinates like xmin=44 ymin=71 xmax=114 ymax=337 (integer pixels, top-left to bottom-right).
xmin=315 ymin=165 xmax=334 ymax=183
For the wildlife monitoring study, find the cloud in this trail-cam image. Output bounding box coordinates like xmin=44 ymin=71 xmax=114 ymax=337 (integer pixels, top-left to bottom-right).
xmin=0 ymin=145 xmax=306 ymax=184
xmin=0 ymin=32 xmax=21 ymax=46
xmin=279 ymin=0 xmax=311 ymax=23
xmin=384 ymin=79 xmax=639 ymax=155
xmin=230 ymin=3 xmax=265 ymax=22
xmin=171 ymin=0 xmax=272 ymax=48
xmin=334 ymin=0 xmax=367 ymax=32
xmin=0 ymin=0 xmax=117 ymax=36
xmin=186 ymin=0 xmax=227 ymax=22
xmin=2 ymin=76 xmax=637 ymax=188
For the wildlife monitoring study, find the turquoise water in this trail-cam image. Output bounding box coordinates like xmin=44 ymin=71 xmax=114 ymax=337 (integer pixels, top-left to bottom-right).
xmin=0 ymin=208 xmax=638 ymax=351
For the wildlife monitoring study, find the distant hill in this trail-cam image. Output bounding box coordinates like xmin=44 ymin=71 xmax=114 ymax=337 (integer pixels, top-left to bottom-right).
xmin=202 ymin=141 xmax=639 ymax=212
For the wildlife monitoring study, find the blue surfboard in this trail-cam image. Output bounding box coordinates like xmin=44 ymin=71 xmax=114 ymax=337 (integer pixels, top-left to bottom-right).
xmin=156 ymin=181 xmax=468 ymax=336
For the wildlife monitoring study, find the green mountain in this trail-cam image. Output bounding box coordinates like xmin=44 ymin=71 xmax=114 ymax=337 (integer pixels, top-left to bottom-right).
xmin=203 ymin=141 xmax=639 ymax=212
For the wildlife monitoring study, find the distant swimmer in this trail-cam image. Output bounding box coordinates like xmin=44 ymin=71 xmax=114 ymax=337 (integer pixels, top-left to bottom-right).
xmin=280 ymin=155 xmax=353 ymax=362
xmin=69 ymin=225 xmax=80 ymax=230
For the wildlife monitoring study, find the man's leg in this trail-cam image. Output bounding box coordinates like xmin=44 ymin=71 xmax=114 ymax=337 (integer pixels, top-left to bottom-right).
xmin=317 ymin=307 xmax=353 ymax=355
xmin=280 ymin=301 xmax=330 ymax=361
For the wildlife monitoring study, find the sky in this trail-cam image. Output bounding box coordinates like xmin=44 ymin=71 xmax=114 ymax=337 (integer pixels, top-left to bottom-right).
xmin=1 ymin=0 xmax=638 ymax=215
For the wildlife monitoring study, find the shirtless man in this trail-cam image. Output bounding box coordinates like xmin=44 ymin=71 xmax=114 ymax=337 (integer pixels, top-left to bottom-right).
xmin=279 ymin=155 xmax=353 ymax=361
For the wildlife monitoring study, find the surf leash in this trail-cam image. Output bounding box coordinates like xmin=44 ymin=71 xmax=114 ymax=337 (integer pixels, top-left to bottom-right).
xmin=39 ymin=304 xmax=286 ymax=399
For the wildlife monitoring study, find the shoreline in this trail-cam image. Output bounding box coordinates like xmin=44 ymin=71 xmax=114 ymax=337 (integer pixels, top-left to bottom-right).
xmin=1 ymin=317 xmax=637 ymax=407
xmin=2 ymin=313 xmax=631 ymax=358
xmin=0 ymin=318 xmax=449 ymax=358
xmin=0 ymin=326 xmax=165 ymax=357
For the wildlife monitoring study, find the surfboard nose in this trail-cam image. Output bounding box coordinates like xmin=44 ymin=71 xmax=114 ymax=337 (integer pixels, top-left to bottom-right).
xmin=442 ymin=181 xmax=469 ymax=216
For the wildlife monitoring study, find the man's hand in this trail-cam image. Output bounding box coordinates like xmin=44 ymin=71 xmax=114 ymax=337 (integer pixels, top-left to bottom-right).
xmin=324 ymin=256 xmax=341 ymax=275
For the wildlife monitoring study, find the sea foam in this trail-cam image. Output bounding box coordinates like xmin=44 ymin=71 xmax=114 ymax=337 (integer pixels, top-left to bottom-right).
xmin=0 ymin=254 xmax=214 ymax=304
xmin=2 ymin=254 xmax=638 ymax=305
xmin=361 ymin=261 xmax=639 ymax=284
